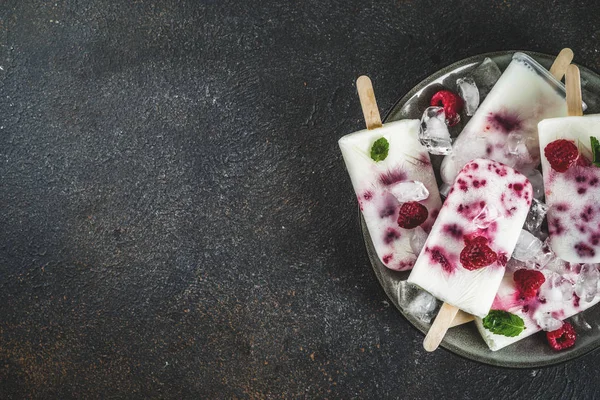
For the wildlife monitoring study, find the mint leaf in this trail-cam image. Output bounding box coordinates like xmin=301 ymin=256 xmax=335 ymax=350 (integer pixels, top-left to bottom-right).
xmin=482 ymin=310 xmax=525 ymax=337
xmin=370 ymin=137 xmax=389 ymax=162
xmin=591 ymin=136 xmax=600 ymax=167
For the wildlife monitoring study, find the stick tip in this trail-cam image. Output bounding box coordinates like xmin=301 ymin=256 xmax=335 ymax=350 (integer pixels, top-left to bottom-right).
xmin=567 ymin=63 xmax=580 ymax=75
xmin=559 ymin=48 xmax=574 ymax=59
xmin=423 ymin=337 xmax=440 ymax=352
xmin=356 ymin=75 xmax=372 ymax=87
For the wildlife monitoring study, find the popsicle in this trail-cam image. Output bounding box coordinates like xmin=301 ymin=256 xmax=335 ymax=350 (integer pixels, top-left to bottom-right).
xmin=539 ymin=65 xmax=600 ymax=263
xmin=440 ymin=50 xmax=572 ymax=186
xmin=339 ymin=76 xmax=442 ymax=271
xmin=476 ymin=67 xmax=600 ymax=351
xmin=476 ymin=259 xmax=600 ymax=351
xmin=407 ymin=158 xmax=533 ymax=350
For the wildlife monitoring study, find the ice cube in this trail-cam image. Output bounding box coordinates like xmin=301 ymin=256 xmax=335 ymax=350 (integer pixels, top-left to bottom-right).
xmin=532 ymin=238 xmax=566 ymax=273
xmin=470 ymin=57 xmax=502 ymax=101
xmin=472 ymin=204 xmax=501 ymax=229
xmin=534 ymin=313 xmax=563 ymax=332
xmin=539 ymin=272 xmax=574 ymax=302
xmin=387 ymin=180 xmax=429 ymax=203
xmin=410 ymin=226 xmax=428 ymax=256
xmin=439 ymin=182 xmax=451 ymax=198
xmin=575 ymin=264 xmax=600 ymax=303
xmin=396 ymin=281 xmax=438 ymax=324
xmin=506 ymin=257 xmax=527 ymax=273
xmin=512 ymin=230 xmax=544 ymax=262
xmin=419 ymin=106 xmax=452 ymax=155
xmin=526 ymin=170 xmax=545 ymax=200
xmin=456 ymin=77 xmax=479 ymax=116
xmin=524 ymin=198 xmax=549 ymax=233
xmin=556 ymin=277 xmax=575 ymax=301
xmin=405 ymin=290 xmax=438 ymax=324
xmin=507 ymin=132 xmax=524 ymax=155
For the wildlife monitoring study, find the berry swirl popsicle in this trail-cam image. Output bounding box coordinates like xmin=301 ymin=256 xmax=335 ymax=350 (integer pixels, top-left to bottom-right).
xmin=440 ymin=52 xmax=570 ymax=186
xmin=539 ymin=65 xmax=600 ymax=263
xmin=339 ymin=77 xmax=442 ymax=271
xmin=408 ymin=158 xmax=532 ymax=350
xmin=476 ymin=262 xmax=600 ymax=351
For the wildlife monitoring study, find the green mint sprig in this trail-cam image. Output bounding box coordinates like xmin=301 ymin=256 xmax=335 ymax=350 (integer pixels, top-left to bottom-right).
xmin=590 ymin=136 xmax=600 ymax=167
xmin=370 ymin=137 xmax=389 ymax=162
xmin=482 ymin=310 xmax=525 ymax=337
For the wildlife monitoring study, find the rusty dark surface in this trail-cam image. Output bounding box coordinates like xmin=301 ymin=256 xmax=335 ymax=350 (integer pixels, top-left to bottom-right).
xmin=1 ymin=0 xmax=600 ymax=398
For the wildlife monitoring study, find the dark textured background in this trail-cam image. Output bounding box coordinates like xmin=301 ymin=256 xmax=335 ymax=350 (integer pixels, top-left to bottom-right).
xmin=1 ymin=0 xmax=600 ymax=398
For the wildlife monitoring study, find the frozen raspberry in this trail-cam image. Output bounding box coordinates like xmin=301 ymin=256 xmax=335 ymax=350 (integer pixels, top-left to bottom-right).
xmin=431 ymin=90 xmax=464 ymax=127
xmin=460 ymin=236 xmax=497 ymax=270
xmin=397 ymin=201 xmax=428 ymax=229
xmin=513 ymin=269 xmax=545 ymax=299
xmin=544 ymin=139 xmax=579 ymax=173
xmin=547 ymin=322 xmax=577 ymax=351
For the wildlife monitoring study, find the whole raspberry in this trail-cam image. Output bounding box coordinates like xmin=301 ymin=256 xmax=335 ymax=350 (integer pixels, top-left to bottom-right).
xmin=544 ymin=139 xmax=579 ymax=172
xmin=513 ymin=269 xmax=545 ymax=299
xmin=547 ymin=322 xmax=577 ymax=351
xmin=430 ymin=90 xmax=464 ymax=127
xmin=397 ymin=201 xmax=428 ymax=229
xmin=460 ymin=236 xmax=497 ymax=270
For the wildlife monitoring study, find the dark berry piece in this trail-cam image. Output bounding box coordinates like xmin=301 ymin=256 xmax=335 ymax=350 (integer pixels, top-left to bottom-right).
xmin=513 ymin=269 xmax=545 ymax=299
xmin=397 ymin=201 xmax=428 ymax=229
xmin=544 ymin=139 xmax=579 ymax=173
xmin=547 ymin=322 xmax=577 ymax=351
xmin=460 ymin=236 xmax=498 ymax=270
xmin=430 ymin=90 xmax=463 ymax=127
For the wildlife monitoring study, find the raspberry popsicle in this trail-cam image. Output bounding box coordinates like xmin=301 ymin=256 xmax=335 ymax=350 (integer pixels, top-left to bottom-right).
xmin=339 ymin=76 xmax=442 ymax=271
xmin=539 ymin=65 xmax=600 ymax=263
xmin=440 ymin=51 xmax=571 ymax=186
xmin=476 ymin=262 xmax=600 ymax=351
xmin=408 ymin=158 xmax=532 ymax=350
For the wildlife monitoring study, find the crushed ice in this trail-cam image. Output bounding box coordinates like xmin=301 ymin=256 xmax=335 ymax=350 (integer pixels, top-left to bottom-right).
xmin=387 ymin=180 xmax=429 ymax=203
xmin=472 ymin=204 xmax=502 ymax=229
xmin=456 ymin=76 xmax=479 ymax=116
xmin=419 ymin=106 xmax=452 ymax=155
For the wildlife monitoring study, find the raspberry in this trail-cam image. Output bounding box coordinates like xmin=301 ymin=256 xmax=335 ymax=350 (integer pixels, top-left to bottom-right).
xmin=544 ymin=139 xmax=579 ymax=173
xmin=397 ymin=201 xmax=428 ymax=229
xmin=430 ymin=90 xmax=464 ymax=127
xmin=460 ymin=236 xmax=498 ymax=270
xmin=546 ymin=322 xmax=577 ymax=351
xmin=513 ymin=269 xmax=545 ymax=299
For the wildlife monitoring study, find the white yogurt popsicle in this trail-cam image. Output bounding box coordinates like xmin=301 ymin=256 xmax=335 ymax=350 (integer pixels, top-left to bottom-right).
xmin=440 ymin=52 xmax=568 ymax=186
xmin=538 ymin=115 xmax=600 ymax=263
xmin=339 ymin=119 xmax=442 ymax=270
xmin=408 ymin=158 xmax=533 ymax=317
xmin=476 ymin=261 xmax=600 ymax=351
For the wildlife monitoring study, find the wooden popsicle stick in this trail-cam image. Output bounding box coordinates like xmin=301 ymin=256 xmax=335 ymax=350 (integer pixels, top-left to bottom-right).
xmin=566 ymin=64 xmax=583 ymax=117
xmin=549 ymin=48 xmax=574 ymax=81
xmin=356 ymin=76 xmax=383 ymax=130
xmin=423 ymin=303 xmax=459 ymax=352
xmin=449 ymin=310 xmax=475 ymax=328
